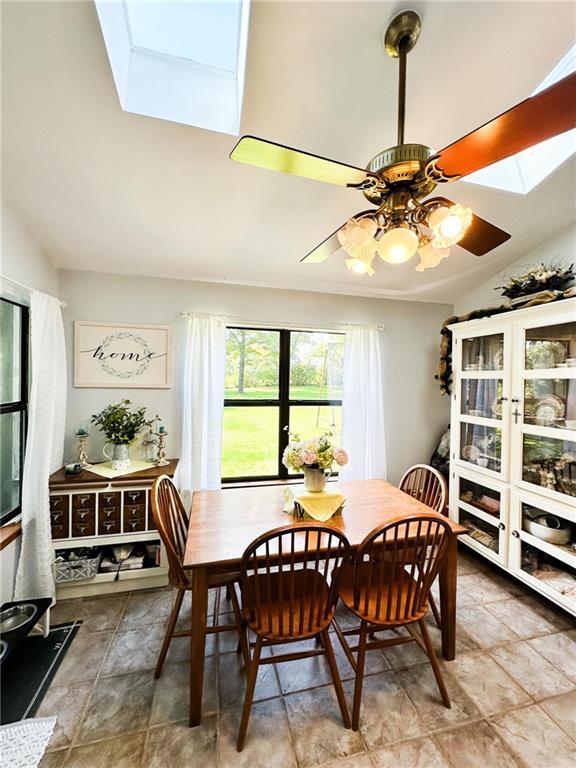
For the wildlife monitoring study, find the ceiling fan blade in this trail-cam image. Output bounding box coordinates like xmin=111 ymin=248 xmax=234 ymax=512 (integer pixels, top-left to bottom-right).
xmin=230 ymin=136 xmax=376 ymax=188
xmin=300 ymin=210 xmax=377 ymax=263
xmin=300 ymin=231 xmax=341 ymax=263
xmin=428 ymin=72 xmax=576 ymax=180
xmin=432 ymin=197 xmax=511 ymax=256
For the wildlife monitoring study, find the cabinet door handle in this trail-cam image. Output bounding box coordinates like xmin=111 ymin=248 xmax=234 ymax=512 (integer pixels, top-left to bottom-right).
xmin=512 ymin=530 xmax=520 ymax=538
xmin=500 ymin=396 xmax=508 ymax=402
xmin=498 ymin=522 xmax=505 ymax=530
xmin=511 ymin=397 xmax=520 ymax=403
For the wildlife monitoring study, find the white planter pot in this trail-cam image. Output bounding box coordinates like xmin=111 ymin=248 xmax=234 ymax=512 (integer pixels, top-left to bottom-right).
xmin=103 ymin=443 xmax=131 ymax=472
xmin=303 ymin=468 xmax=328 ymax=493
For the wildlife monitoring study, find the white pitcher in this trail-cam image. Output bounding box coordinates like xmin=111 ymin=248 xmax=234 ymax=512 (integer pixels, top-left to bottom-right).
xmin=103 ymin=442 xmax=131 ymax=472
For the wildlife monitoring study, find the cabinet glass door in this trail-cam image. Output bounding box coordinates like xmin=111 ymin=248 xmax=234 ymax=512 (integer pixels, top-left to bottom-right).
xmin=451 ymin=471 xmax=508 ymax=565
xmin=514 ymin=318 xmax=576 ymax=503
xmin=456 ymin=328 xmax=510 ymax=480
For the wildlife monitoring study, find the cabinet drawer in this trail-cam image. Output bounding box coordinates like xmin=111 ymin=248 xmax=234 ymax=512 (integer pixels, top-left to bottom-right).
xmin=98 ymin=503 xmax=121 ymax=535
xmin=99 ymin=515 xmax=121 ymax=535
xmin=50 ymin=511 xmax=69 ymax=539
xmin=72 ymin=493 xmax=96 ymax=510
xmin=99 ymin=491 xmax=121 ymax=509
xmin=71 ymin=509 xmax=96 ymax=537
xmin=123 ymin=489 xmax=146 ymax=506
xmin=123 ymin=515 xmax=145 ymax=533
xmin=50 ymin=494 xmax=69 ymax=512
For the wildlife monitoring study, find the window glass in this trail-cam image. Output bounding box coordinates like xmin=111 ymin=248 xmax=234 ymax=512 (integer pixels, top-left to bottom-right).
xmin=225 ymin=328 xmax=280 ymax=400
xmin=221 ymin=406 xmax=279 ymax=478
xmin=289 ymin=332 xmax=344 ymax=400
xmin=222 ymin=328 xmax=344 ymax=480
xmin=0 ymin=300 xmax=22 ymax=404
xmin=0 ymin=411 xmax=22 ymax=519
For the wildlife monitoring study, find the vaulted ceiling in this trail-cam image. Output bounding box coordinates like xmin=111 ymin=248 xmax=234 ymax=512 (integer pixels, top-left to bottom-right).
xmin=2 ymin=1 xmax=575 ymax=302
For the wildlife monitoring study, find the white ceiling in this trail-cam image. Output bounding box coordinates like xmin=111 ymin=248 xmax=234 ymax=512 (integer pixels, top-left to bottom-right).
xmin=2 ymin=1 xmax=575 ymax=303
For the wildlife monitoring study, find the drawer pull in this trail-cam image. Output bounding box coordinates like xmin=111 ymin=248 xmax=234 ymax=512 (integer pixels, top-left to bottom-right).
xmin=103 ymin=521 xmax=115 ymax=531
xmin=77 ymin=510 xmax=89 ymax=520
xmin=103 ymin=508 xmax=116 ymax=517
xmin=51 ymin=512 xmax=61 ymax=521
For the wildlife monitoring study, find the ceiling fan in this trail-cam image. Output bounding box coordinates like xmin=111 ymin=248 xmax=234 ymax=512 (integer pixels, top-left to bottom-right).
xmin=230 ymin=10 xmax=576 ymax=275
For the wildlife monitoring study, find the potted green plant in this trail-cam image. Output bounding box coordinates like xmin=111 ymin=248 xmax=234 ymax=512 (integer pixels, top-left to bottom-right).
xmin=91 ymin=399 xmax=158 ymax=471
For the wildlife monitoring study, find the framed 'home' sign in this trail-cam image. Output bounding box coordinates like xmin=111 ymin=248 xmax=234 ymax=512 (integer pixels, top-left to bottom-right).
xmin=74 ymin=321 xmax=172 ymax=388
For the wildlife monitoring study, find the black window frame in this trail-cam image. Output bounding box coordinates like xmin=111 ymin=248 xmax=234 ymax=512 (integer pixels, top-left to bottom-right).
xmin=222 ymin=326 xmax=343 ymax=483
xmin=0 ymin=297 xmax=29 ymax=525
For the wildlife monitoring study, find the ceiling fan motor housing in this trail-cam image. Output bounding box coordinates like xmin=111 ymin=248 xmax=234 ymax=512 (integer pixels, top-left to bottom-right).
xmin=363 ymin=143 xmax=437 ymax=204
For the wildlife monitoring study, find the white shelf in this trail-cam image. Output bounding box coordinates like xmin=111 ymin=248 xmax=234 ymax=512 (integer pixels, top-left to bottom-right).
xmin=460 ymin=370 xmax=504 ymax=379
xmin=519 ymin=529 xmax=576 ymax=569
xmin=53 ymin=531 xmax=161 ymax=548
xmin=459 ymin=415 xmax=502 ymax=428
xmin=458 ymin=500 xmax=501 ymax=527
xmin=523 ymin=368 xmax=576 ymax=379
xmin=522 ymin=423 xmax=576 ymax=441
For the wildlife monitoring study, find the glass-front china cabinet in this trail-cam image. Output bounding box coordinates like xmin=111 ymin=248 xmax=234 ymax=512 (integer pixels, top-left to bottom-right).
xmin=449 ymin=299 xmax=576 ymax=616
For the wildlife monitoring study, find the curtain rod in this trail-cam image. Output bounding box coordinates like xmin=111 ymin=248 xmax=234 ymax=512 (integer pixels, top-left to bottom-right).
xmin=179 ymin=312 xmax=384 ymax=332
xmin=1 ymin=275 xmax=67 ymax=308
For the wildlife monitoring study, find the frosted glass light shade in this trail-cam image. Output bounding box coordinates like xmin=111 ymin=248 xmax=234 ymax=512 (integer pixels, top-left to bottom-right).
xmin=428 ymin=204 xmax=472 ymax=248
xmin=377 ymin=227 xmax=418 ymax=264
xmin=345 ymin=253 xmax=376 ymax=276
xmin=415 ymin=240 xmax=449 ymax=271
xmin=338 ymin=217 xmax=377 ymax=247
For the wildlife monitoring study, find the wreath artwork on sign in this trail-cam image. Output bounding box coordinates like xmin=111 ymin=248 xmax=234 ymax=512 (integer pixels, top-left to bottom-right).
xmin=97 ymin=331 xmax=155 ymax=380
xmin=74 ymin=322 xmax=172 ymax=388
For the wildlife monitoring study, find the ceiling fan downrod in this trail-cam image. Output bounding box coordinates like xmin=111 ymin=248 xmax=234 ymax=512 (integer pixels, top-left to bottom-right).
xmin=384 ymin=10 xmax=422 ymax=146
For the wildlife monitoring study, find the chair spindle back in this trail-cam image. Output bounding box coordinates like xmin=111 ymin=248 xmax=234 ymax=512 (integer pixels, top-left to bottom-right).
xmin=151 ymin=476 xmax=189 ymax=587
xmin=399 ymin=464 xmax=447 ymax=514
xmin=240 ymin=524 xmax=351 ymax=640
xmin=353 ymin=516 xmax=453 ymax=624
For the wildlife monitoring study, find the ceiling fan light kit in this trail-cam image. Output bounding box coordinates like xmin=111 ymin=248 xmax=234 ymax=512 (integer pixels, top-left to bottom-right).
xmin=230 ymin=9 xmax=576 ymax=277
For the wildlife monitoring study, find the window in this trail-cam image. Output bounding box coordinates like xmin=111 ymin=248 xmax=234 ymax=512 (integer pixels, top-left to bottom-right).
xmin=0 ymin=298 xmax=29 ymax=524
xmin=222 ymin=328 xmax=344 ymax=481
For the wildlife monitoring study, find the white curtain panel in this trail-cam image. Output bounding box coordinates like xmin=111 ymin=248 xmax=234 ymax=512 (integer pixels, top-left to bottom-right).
xmin=339 ymin=324 xmax=387 ymax=481
xmin=178 ymin=313 xmax=227 ymax=493
xmin=15 ymin=292 xmax=67 ymax=603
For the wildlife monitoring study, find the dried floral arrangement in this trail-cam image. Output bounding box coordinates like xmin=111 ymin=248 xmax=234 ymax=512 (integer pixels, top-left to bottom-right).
xmin=496 ymin=262 xmax=575 ymax=300
xmin=435 ymin=283 xmax=576 ymax=395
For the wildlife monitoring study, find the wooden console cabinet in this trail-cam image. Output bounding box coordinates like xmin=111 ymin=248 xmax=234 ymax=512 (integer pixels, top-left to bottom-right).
xmin=49 ymin=460 xmax=178 ymax=598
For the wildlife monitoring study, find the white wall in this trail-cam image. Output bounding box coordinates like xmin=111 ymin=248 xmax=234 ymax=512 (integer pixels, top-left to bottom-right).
xmin=0 ymin=198 xmax=61 ymax=602
xmin=59 ymin=269 xmax=452 ymax=485
xmin=454 ymin=223 xmax=576 ymax=315
xmin=1 ymin=199 xmax=59 ymax=298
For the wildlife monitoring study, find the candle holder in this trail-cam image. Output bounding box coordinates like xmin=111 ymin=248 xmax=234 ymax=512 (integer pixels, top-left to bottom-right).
xmin=155 ymin=429 xmax=169 ymax=467
xmin=76 ymin=432 xmax=92 ymax=469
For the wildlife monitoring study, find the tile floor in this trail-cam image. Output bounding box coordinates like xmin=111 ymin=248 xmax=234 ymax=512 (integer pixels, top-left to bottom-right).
xmin=38 ymin=548 xmax=576 ymax=768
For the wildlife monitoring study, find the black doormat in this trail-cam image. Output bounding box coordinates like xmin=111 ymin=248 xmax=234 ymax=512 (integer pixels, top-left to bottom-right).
xmin=1 ymin=621 xmax=81 ymax=724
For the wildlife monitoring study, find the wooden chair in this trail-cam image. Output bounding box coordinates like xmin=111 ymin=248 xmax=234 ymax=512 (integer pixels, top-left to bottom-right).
xmin=399 ymin=464 xmax=448 ymax=626
xmin=333 ymin=515 xmax=454 ymax=730
xmin=150 ymin=476 xmax=247 ymax=679
xmin=236 ymin=523 xmax=351 ymax=751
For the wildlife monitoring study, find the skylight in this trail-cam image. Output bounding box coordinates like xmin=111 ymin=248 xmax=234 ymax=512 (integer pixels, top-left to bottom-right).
xmin=95 ymin=0 xmax=251 ymax=135
xmin=463 ymin=45 xmax=576 ymax=194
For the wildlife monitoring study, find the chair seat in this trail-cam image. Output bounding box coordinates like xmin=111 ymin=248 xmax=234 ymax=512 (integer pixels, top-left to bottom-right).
xmin=174 ymin=570 xmax=240 ymax=591
xmin=338 ymin=564 xmax=428 ymax=626
xmin=245 ymin=569 xmax=333 ymax=639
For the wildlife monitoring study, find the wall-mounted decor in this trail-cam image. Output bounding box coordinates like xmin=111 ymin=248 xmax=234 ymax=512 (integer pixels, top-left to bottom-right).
xmin=74 ymin=322 xmax=171 ymax=388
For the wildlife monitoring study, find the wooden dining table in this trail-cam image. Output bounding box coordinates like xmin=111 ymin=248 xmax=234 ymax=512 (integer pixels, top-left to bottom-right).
xmin=184 ymin=479 xmax=466 ymax=726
